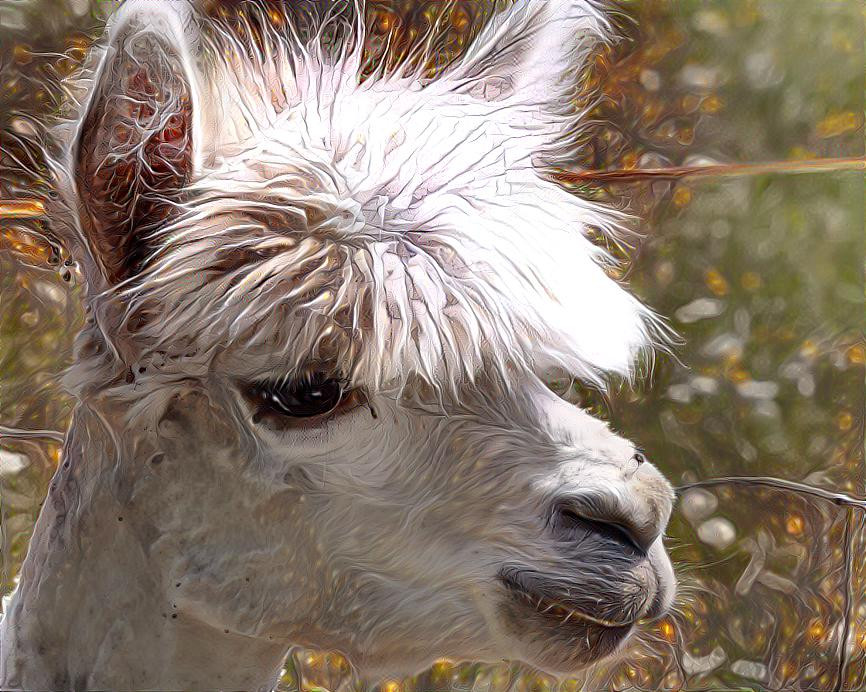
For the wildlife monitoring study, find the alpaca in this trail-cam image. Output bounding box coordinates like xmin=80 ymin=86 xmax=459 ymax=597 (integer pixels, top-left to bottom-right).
xmin=0 ymin=0 xmax=676 ymax=688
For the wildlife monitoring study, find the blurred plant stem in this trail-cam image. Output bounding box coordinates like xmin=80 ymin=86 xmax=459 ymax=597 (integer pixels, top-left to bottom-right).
xmin=0 ymin=425 xmax=64 ymax=442
xmin=679 ymin=476 xmax=866 ymax=510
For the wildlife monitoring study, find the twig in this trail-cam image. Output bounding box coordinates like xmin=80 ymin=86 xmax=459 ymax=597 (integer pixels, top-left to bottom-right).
xmin=677 ymin=476 xmax=866 ymax=511
xmin=0 ymin=200 xmax=45 ymax=219
xmin=833 ymin=508 xmax=855 ymax=692
xmin=4 ymin=160 xmax=865 ymax=223
xmin=0 ymin=425 xmax=65 ymax=443
xmin=554 ymin=156 xmax=866 ymax=184
xmin=681 ymin=475 xmax=863 ymax=690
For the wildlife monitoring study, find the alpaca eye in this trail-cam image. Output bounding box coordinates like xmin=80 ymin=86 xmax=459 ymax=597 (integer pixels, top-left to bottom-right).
xmin=250 ymin=374 xmax=347 ymax=419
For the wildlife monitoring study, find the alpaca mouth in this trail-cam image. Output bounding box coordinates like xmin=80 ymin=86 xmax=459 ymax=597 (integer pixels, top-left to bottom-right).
xmin=505 ymin=585 xmax=633 ymax=628
xmin=498 ymin=570 xmax=639 ymax=631
xmin=495 ymin=566 xmax=658 ymax=670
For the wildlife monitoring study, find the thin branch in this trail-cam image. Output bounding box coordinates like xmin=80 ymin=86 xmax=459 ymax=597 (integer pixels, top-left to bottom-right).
xmin=833 ymin=508 xmax=855 ymax=692
xmin=681 ymin=475 xmax=862 ymax=690
xmin=5 ymin=160 xmax=864 ymax=222
xmin=0 ymin=425 xmax=65 ymax=443
xmin=677 ymin=476 xmax=866 ymax=511
xmin=0 ymin=200 xmax=46 ymax=219
xmin=554 ymin=156 xmax=866 ymax=184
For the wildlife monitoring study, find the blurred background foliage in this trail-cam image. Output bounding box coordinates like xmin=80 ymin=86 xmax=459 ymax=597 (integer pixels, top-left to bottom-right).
xmin=0 ymin=0 xmax=863 ymax=689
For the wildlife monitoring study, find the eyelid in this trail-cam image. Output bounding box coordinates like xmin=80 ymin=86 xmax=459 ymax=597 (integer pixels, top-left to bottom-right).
xmin=286 ymin=370 xmax=348 ymax=387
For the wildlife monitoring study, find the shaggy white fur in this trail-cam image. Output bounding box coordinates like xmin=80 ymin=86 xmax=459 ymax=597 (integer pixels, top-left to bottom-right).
xmin=0 ymin=1 xmax=676 ymax=689
xmin=59 ymin=0 xmax=665 ymax=396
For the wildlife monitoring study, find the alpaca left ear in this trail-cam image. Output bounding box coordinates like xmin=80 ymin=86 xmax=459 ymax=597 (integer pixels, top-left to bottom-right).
xmin=447 ymin=0 xmax=607 ymax=104
xmin=74 ymin=0 xmax=200 ymax=284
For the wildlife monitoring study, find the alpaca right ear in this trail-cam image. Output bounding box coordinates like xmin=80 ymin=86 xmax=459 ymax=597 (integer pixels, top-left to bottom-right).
xmin=74 ymin=0 xmax=199 ymax=285
xmin=447 ymin=0 xmax=607 ymax=105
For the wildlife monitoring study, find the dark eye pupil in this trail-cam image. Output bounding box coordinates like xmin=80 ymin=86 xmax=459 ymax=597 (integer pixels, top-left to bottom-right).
xmin=256 ymin=375 xmax=344 ymax=418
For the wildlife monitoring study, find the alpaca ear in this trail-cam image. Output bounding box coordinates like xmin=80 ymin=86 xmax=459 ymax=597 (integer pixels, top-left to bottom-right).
xmin=448 ymin=0 xmax=607 ymax=103
xmin=75 ymin=0 xmax=199 ymax=284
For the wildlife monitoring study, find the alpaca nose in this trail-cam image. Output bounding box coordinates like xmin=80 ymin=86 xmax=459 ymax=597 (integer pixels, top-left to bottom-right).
xmin=550 ymin=496 xmax=655 ymax=554
xmin=549 ymin=457 xmax=673 ymax=554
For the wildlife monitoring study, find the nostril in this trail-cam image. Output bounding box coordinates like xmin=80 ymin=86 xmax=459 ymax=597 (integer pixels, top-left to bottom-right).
xmin=551 ymin=504 xmax=646 ymax=556
xmin=633 ymin=451 xmax=648 ymax=465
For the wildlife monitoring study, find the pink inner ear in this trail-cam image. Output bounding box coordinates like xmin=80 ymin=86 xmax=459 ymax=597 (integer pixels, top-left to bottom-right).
xmin=77 ymin=33 xmax=193 ymax=285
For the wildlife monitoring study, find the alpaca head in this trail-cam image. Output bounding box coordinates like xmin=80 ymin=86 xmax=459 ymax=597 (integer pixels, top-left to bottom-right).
xmin=57 ymin=0 xmax=675 ymax=678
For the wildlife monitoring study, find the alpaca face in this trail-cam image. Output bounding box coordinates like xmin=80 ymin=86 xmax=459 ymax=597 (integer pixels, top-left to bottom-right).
xmin=217 ymin=373 xmax=674 ymax=676
xmin=123 ymin=359 xmax=673 ymax=677
xmin=60 ymin=0 xmax=675 ymax=678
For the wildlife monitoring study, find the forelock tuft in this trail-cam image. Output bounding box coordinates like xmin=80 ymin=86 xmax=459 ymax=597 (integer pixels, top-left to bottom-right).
xmin=64 ymin=0 xmax=668 ymax=397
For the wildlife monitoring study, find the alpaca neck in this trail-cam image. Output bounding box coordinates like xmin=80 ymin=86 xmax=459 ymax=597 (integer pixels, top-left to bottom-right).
xmin=0 ymin=406 xmax=289 ymax=690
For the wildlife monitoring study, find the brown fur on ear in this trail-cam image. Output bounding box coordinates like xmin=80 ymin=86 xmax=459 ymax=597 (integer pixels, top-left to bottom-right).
xmin=76 ymin=23 xmax=194 ymax=284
